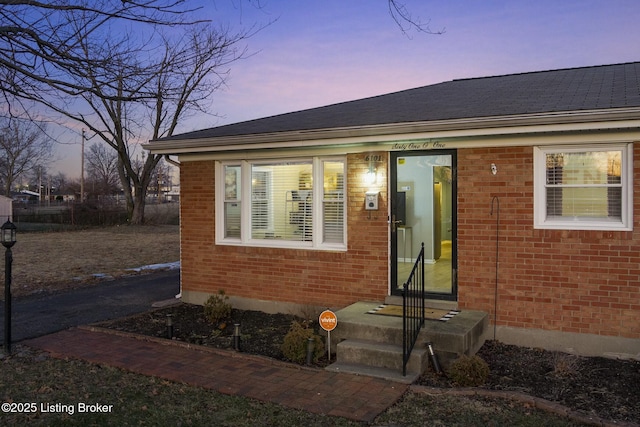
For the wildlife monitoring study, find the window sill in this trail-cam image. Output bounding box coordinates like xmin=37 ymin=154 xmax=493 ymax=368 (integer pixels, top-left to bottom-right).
xmin=534 ymin=220 xmax=632 ymax=232
xmin=216 ymin=239 xmax=347 ymax=252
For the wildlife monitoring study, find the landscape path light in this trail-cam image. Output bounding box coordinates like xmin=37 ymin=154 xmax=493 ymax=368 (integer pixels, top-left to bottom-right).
xmin=2 ymin=218 xmax=16 ymax=355
xmin=166 ymin=314 xmax=173 ymax=339
xmin=233 ymin=323 xmax=241 ymax=351
xmin=306 ymin=337 xmax=314 ymax=365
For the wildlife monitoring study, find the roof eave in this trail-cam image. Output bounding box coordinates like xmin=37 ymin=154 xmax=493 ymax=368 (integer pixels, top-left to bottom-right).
xmin=144 ymin=107 xmax=640 ymax=155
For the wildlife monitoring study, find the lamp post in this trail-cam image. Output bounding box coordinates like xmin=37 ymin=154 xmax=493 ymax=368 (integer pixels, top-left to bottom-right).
xmin=2 ymin=218 xmax=16 ymax=355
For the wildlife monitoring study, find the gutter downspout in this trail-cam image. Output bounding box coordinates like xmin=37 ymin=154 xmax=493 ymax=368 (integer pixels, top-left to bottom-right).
xmin=490 ymin=196 xmax=500 ymax=340
xmin=164 ymin=155 xmax=182 ymax=299
xmin=164 ymin=154 xmax=180 ymax=168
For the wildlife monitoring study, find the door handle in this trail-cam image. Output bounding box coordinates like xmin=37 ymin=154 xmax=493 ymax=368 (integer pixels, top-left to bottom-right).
xmin=391 ymin=215 xmax=403 ymax=232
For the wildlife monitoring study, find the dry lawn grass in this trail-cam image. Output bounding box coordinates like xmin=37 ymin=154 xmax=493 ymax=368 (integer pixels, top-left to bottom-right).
xmin=3 ymin=225 xmax=180 ymax=297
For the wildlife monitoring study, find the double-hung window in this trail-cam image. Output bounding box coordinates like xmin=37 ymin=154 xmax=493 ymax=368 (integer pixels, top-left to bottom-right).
xmin=217 ymin=157 xmax=346 ymax=250
xmin=533 ymin=144 xmax=633 ymax=230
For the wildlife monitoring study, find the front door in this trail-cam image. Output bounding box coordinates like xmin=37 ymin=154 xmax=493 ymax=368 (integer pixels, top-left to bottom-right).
xmin=390 ymin=151 xmax=457 ymax=300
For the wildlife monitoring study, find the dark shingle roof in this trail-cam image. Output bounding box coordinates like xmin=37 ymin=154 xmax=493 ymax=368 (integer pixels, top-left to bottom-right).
xmin=159 ymin=62 xmax=640 ymax=141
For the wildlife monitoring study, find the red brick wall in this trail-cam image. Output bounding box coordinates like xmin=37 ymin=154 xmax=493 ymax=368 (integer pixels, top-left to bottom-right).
xmin=179 ymin=153 xmax=389 ymax=309
xmin=180 ymin=144 xmax=640 ymax=340
xmin=457 ymin=144 xmax=640 ymax=339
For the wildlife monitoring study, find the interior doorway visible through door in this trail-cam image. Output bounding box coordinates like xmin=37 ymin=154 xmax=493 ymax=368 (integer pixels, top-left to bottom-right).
xmin=390 ymin=151 xmax=457 ymax=300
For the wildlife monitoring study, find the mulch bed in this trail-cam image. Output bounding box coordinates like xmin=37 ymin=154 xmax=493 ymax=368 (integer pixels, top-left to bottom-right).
xmin=421 ymin=340 xmax=640 ymax=423
xmin=96 ymin=302 xmax=640 ymax=424
xmin=96 ymin=303 xmax=320 ymax=362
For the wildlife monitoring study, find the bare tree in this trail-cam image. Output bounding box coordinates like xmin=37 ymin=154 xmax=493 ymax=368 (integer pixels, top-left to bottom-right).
xmin=49 ymin=172 xmax=74 ymax=199
xmin=0 ymin=118 xmax=53 ymax=196
xmin=0 ymin=1 xmax=204 ymax=107
xmin=148 ymin=158 xmax=174 ymax=203
xmin=0 ymin=1 xmax=251 ymax=223
xmin=85 ymin=142 xmax=119 ymax=198
xmin=73 ymin=26 xmax=248 ymax=223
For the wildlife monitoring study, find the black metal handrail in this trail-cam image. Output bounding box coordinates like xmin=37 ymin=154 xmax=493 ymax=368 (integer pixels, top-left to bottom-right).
xmin=402 ymin=242 xmax=425 ymax=376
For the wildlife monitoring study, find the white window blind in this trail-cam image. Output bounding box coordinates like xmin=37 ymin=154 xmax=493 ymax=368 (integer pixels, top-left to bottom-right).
xmin=223 ymin=165 xmax=241 ymax=238
xmin=251 ymin=161 xmax=312 ymax=241
xmin=545 ymin=151 xmax=622 ymax=219
xmin=251 ymin=170 xmax=270 ymax=232
xmin=322 ymin=160 xmax=345 ymax=244
xmin=534 ymin=145 xmax=632 ymax=231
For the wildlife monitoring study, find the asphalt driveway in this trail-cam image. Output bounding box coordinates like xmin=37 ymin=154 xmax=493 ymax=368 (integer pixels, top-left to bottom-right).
xmin=0 ymin=269 xmax=180 ymax=343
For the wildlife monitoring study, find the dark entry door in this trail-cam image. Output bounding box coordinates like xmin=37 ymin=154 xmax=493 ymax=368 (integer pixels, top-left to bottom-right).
xmin=390 ymin=151 xmax=457 ymax=301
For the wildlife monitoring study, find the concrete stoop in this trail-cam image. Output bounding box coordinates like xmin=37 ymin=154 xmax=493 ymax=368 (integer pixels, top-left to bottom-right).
xmin=325 ymin=301 xmax=489 ymax=384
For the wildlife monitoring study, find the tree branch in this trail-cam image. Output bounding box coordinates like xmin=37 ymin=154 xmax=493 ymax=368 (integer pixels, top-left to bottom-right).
xmin=387 ymin=0 xmax=445 ymax=37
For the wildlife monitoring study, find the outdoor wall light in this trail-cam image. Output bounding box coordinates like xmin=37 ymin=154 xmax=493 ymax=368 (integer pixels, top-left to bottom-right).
xmin=364 ymin=167 xmax=378 ymax=185
xmin=490 ymin=163 xmax=498 ymax=175
xmin=2 ymin=217 xmax=16 ymax=355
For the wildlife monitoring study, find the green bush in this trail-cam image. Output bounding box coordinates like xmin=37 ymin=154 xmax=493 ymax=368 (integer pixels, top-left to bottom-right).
xmin=203 ymin=290 xmax=232 ymax=324
xmin=447 ymin=354 xmax=490 ymax=387
xmin=281 ymin=321 xmax=324 ymax=364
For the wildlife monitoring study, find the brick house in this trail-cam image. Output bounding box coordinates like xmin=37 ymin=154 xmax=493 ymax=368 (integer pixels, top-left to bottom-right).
xmin=146 ymin=62 xmax=640 ymax=360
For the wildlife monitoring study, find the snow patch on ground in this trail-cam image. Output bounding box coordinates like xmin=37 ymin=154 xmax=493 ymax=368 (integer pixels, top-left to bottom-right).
xmin=126 ymin=261 xmax=180 ymax=273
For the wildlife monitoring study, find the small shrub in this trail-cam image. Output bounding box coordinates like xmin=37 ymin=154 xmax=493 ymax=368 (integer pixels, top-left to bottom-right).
xmin=297 ymin=304 xmax=320 ymax=325
xmin=551 ymin=352 xmax=579 ymax=377
xmin=281 ymin=321 xmax=324 ymax=364
xmin=203 ymin=290 xmax=232 ymax=324
xmin=447 ymin=354 xmax=490 ymax=387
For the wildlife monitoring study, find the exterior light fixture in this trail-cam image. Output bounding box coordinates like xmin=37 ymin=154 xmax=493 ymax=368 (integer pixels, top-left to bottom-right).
xmin=2 ymin=218 xmax=16 ymax=355
xmin=306 ymin=337 xmax=315 ymax=365
xmin=233 ymin=322 xmax=241 ymax=351
xmin=426 ymin=342 xmax=442 ymax=374
xmin=166 ymin=314 xmax=174 ymax=339
xmin=364 ymin=166 xmax=377 ymax=185
xmin=364 ymin=154 xmax=382 ymax=186
xmin=1 ymin=218 xmax=16 ymax=248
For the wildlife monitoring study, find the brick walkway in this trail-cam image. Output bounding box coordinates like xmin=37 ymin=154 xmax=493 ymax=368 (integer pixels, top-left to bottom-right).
xmin=23 ymin=327 xmax=408 ymax=423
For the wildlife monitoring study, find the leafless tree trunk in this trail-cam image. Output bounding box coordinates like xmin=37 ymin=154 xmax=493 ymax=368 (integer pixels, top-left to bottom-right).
xmin=0 ymin=118 xmax=53 ymax=196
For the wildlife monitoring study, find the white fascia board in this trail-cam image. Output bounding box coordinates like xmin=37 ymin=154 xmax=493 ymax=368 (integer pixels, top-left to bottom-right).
xmin=144 ymin=108 xmax=640 ymax=155
xmin=176 ymin=130 xmax=640 ymax=163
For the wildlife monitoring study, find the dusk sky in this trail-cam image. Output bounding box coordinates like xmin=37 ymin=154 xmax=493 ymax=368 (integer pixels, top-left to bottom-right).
xmin=55 ymin=0 xmax=640 ymax=177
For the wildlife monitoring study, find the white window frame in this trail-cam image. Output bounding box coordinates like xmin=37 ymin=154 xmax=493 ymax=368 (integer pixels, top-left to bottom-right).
xmin=533 ymin=144 xmax=633 ymax=231
xmin=215 ymin=157 xmax=347 ymax=250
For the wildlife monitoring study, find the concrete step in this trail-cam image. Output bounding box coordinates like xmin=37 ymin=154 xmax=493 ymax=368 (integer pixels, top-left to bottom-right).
xmin=329 ymin=301 xmax=490 ymax=379
xmin=330 ymin=305 xmax=404 ymax=347
xmin=335 ymin=339 xmax=428 ymax=375
xmin=325 ymin=361 xmax=419 ymax=385
xmin=417 ymin=309 xmax=489 ymax=361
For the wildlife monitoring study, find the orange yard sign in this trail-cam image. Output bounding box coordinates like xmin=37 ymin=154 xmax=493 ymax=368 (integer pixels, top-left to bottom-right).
xmin=319 ymin=310 xmax=337 ymax=332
